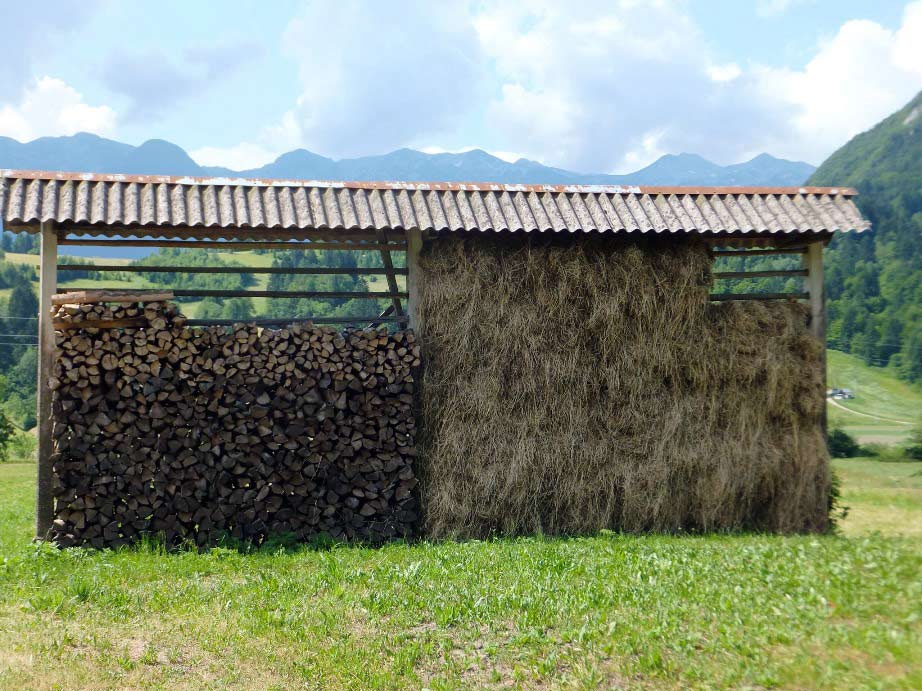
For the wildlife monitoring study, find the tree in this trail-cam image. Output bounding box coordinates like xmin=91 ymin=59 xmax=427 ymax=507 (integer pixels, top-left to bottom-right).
xmin=827 ymin=428 xmax=862 ymax=458
xmin=905 ymin=428 xmax=922 ymax=461
xmin=7 ymin=282 xmax=38 ymax=320
xmin=0 ymin=410 xmax=15 ymax=462
xmin=899 ymin=329 xmax=922 ymax=383
xmin=9 ymin=348 xmax=37 ymax=390
xmin=11 ymin=233 xmax=34 ymax=254
xmin=222 ymin=298 xmax=255 ymax=321
xmin=196 ymin=299 xmax=224 ymax=319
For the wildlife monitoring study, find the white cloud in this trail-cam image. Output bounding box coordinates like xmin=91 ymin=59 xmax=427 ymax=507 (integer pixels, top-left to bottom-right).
xmin=0 ymin=3 xmax=101 ymax=95
xmin=190 ymin=142 xmax=279 ymax=170
xmin=191 ymin=111 xmax=303 ymax=170
xmin=756 ymin=0 xmax=808 ymax=18
xmin=0 ymin=77 xmax=116 ymax=142
xmin=280 ymin=0 xmax=485 ymax=158
xmin=755 ymin=2 xmax=922 ymax=162
xmin=189 ymin=0 xmax=486 ymax=169
xmin=474 ymin=0 xmax=785 ymax=172
xmin=419 ymin=146 xmax=526 ymax=163
xmin=708 ymin=63 xmax=742 ymax=82
xmin=189 ymin=0 xmax=922 ymax=174
xmin=472 ymin=0 xmax=922 ymax=171
xmin=101 ymin=40 xmax=262 ymax=122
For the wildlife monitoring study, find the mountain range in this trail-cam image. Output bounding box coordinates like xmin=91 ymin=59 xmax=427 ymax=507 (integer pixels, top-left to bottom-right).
xmin=0 ymin=133 xmax=815 ymax=187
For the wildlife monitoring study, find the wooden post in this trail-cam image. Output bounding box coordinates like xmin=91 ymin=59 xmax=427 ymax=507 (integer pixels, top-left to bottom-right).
xmin=405 ymin=229 xmax=423 ymax=333
xmin=36 ymin=221 xmax=57 ymax=539
xmin=805 ymin=240 xmax=827 ymax=434
xmin=375 ymin=230 xmax=403 ymax=317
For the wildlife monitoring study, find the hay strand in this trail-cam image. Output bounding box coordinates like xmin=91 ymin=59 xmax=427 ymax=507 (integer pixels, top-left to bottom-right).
xmin=416 ymin=236 xmax=828 ymax=538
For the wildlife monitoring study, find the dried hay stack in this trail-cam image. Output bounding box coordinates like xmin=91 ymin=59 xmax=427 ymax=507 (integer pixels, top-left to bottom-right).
xmin=416 ymin=236 xmax=828 ymax=538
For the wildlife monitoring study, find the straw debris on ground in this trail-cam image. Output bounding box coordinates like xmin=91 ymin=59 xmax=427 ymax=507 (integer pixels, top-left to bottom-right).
xmin=416 ymin=236 xmax=828 ymax=537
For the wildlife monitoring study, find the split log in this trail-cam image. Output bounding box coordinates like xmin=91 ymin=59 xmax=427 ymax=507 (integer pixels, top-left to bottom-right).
xmin=52 ymin=289 xmax=174 ymax=305
xmin=48 ymin=300 xmax=421 ymax=548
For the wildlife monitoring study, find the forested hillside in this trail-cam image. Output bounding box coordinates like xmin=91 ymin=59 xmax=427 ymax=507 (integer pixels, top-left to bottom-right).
xmin=809 ymin=90 xmax=922 ymax=382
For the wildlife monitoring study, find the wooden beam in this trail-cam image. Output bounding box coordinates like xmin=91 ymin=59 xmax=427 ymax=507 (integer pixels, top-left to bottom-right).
xmin=62 ymin=288 xmax=406 ymax=300
xmin=57 ymin=264 xmax=407 ymax=276
xmin=52 ymin=290 xmax=174 ymax=305
xmin=710 ymin=247 xmax=807 ymax=257
xmin=713 ymin=270 xmax=808 ymax=279
xmin=376 ymin=230 xmax=404 ymax=316
xmin=805 ymin=240 xmax=827 ymax=435
xmin=55 ymin=226 xmax=393 ymax=243
xmin=184 ymin=316 xmax=409 ymax=326
xmin=709 ymin=292 xmax=809 ymax=301
xmin=57 ymin=238 xmax=405 ymax=251
xmin=36 ymin=221 xmax=57 ymax=540
xmin=405 ymin=229 xmax=424 ymax=333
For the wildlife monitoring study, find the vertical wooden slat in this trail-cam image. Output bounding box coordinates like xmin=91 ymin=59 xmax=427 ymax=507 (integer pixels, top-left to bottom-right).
xmin=376 ymin=230 xmax=403 ymax=316
xmin=805 ymin=240 xmax=827 ymax=435
xmin=406 ymin=229 xmax=423 ymax=332
xmin=36 ymin=221 xmax=57 ymax=539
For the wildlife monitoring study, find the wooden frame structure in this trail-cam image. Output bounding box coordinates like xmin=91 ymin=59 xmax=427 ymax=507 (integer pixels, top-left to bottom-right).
xmin=33 ymin=226 xmax=410 ymax=538
xmin=32 ymin=229 xmax=830 ymax=539
xmin=0 ymin=172 xmax=869 ymax=539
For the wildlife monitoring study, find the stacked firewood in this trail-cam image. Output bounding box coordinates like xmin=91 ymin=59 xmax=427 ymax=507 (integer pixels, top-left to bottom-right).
xmin=49 ymin=298 xmax=420 ymax=548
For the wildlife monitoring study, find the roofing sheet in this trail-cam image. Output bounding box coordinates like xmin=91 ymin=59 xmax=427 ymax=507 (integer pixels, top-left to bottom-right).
xmin=0 ymin=170 xmax=871 ymax=238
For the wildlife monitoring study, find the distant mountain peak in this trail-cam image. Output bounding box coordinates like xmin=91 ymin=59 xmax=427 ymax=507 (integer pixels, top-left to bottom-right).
xmin=0 ymin=133 xmax=816 ymax=188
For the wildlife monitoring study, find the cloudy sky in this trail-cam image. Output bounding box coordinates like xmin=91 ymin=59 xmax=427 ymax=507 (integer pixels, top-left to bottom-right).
xmin=0 ymin=0 xmax=920 ymax=173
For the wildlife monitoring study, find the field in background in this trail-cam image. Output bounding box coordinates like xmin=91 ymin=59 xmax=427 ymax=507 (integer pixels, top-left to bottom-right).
xmin=827 ymin=350 xmax=922 ymax=444
xmin=836 ymin=459 xmax=922 ymax=536
xmin=0 ymin=460 xmax=919 ymax=689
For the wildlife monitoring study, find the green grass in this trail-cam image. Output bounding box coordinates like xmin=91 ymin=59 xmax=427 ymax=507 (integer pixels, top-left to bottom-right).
xmin=834 ymin=459 xmax=922 ymax=537
xmin=0 ymin=462 xmax=920 ymax=689
xmin=827 ymin=350 xmax=922 ymax=444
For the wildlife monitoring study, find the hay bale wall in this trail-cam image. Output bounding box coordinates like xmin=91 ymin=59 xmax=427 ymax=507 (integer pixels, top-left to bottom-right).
xmin=416 ymin=236 xmax=829 ymax=537
xmin=50 ymin=301 xmax=420 ymax=548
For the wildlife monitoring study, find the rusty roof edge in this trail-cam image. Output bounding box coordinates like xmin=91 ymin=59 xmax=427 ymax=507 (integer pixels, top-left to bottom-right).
xmin=0 ymin=169 xmax=859 ymax=197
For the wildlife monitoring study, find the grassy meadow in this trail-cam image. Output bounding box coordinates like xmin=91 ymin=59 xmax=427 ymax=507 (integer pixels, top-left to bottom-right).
xmin=0 ymin=460 xmax=920 ymax=689
xmin=827 ymin=350 xmax=922 ymax=445
xmin=1 ymin=251 xmax=920 ymax=687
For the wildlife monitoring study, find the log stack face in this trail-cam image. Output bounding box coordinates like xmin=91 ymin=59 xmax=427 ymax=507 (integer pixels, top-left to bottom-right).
xmin=49 ymin=300 xmax=421 ymax=548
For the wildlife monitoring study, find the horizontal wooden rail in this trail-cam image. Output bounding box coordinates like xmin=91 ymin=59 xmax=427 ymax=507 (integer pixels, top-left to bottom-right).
xmin=64 ymin=287 xmax=406 ymax=300
xmin=711 ymin=247 xmax=807 ymax=257
xmin=184 ymin=316 xmax=409 ymax=326
xmin=713 ymin=269 xmax=807 ymax=279
xmin=56 ymin=226 xmax=391 ymax=243
xmin=58 ymin=264 xmax=407 ymax=276
xmin=709 ymin=292 xmax=809 ymax=301
xmin=57 ymin=239 xmax=406 ymax=251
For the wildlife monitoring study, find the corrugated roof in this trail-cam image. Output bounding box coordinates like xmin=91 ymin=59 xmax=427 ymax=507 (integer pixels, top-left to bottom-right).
xmin=0 ymin=169 xmax=871 ymax=238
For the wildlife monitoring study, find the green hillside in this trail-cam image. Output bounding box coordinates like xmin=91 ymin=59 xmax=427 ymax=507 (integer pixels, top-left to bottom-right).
xmin=827 ymin=349 xmax=922 ymax=444
xmin=809 ymin=90 xmax=922 ymax=383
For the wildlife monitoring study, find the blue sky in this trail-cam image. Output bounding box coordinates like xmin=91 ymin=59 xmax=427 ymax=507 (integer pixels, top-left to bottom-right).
xmin=0 ymin=0 xmax=919 ymax=173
